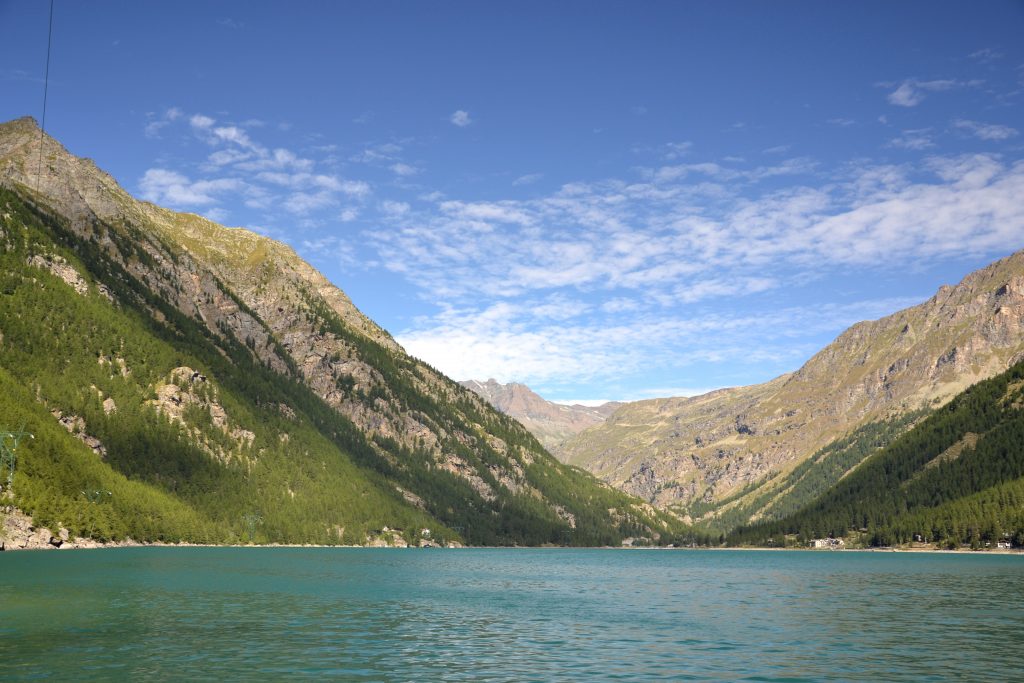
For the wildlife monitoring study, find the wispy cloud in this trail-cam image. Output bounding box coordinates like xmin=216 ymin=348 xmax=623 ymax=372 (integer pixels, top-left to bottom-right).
xmin=513 ymin=173 xmax=544 ymax=186
xmin=138 ymin=110 xmax=373 ymax=222
xmin=190 ymin=114 xmax=215 ymax=129
xmin=450 ymin=110 xmax=472 ymax=127
xmin=372 ymin=153 xmax=1024 ymax=390
xmin=884 ymin=78 xmax=981 ymax=107
xmin=391 ymin=162 xmax=419 ymax=176
xmin=139 ymin=169 xmax=243 ymax=206
xmin=380 ymin=200 xmax=410 ymax=217
xmin=397 ymin=296 xmax=925 ymax=392
xmin=663 ymin=142 xmax=693 ymax=159
xmin=888 ymin=128 xmax=935 ymax=150
xmin=143 ymin=107 xmax=182 ymax=138
xmin=953 ymin=118 xmax=1019 ymax=141
xmin=968 ymin=47 xmax=1002 ymax=64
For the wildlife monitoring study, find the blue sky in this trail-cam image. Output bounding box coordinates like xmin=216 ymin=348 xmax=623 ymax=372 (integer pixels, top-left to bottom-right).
xmin=3 ymin=1 xmax=1023 ymax=403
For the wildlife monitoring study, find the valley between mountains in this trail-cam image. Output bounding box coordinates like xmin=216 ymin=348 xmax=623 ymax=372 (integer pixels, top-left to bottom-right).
xmin=465 ymin=252 xmax=1024 ymax=541
xmin=1 ymin=114 xmax=1023 ymax=551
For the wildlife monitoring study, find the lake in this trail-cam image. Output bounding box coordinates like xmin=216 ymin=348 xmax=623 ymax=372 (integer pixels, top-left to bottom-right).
xmin=1 ymin=548 xmax=1021 ymax=681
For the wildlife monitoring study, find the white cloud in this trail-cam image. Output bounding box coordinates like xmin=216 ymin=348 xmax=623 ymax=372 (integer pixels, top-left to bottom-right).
xmin=885 ymin=78 xmax=980 ymax=107
xmin=601 ymin=297 xmax=644 ymax=314
xmin=367 ymin=154 xmax=1024 ymax=316
xmin=968 ymin=48 xmax=1002 ymax=64
xmin=340 ymin=180 xmax=372 ymax=198
xmin=673 ymin=277 xmax=777 ymax=304
xmin=137 ymin=109 xmax=375 ymax=224
xmin=450 ymin=110 xmax=472 ymax=127
xmin=190 ymin=114 xmax=215 ymax=129
xmin=391 ymin=162 xmax=419 ymax=176
xmin=204 ymin=148 xmax=253 ymax=167
xmin=235 ymin=148 xmax=314 ymax=172
xmin=953 ymin=119 xmax=1019 ymax=141
xmin=397 ymin=296 xmax=925 ymax=390
xmin=663 ymin=142 xmax=693 ymax=160
xmin=144 ymin=107 xmax=184 ymax=138
xmin=283 ymin=191 xmax=337 ymax=215
xmin=513 ymin=173 xmax=543 ymax=186
xmin=887 ymin=82 xmax=924 ymax=107
xmin=551 ymin=398 xmax=622 ymax=407
xmin=211 ymin=126 xmax=257 ymax=149
xmin=888 ymin=129 xmax=935 ymax=150
xmin=380 ymin=200 xmax=410 ymax=216
xmin=254 ymin=171 xmax=348 ymax=192
xmin=204 ymin=207 xmax=230 ymax=223
xmin=139 ymin=169 xmax=244 ymax=206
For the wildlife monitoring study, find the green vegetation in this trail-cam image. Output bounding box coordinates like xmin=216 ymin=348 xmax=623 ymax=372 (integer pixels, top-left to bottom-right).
xmin=727 ymin=359 xmax=1024 ymax=548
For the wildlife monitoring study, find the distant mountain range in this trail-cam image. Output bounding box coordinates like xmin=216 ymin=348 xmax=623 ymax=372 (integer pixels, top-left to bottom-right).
xmin=0 ymin=117 xmax=677 ymax=548
xmin=556 ymin=249 xmax=1024 ymax=529
xmin=459 ymin=379 xmax=620 ymax=451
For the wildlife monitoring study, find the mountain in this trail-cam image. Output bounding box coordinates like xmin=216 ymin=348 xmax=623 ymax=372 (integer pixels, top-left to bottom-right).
xmin=558 ymin=249 xmax=1024 ymax=528
xmin=459 ymin=379 xmax=621 ymax=451
xmin=0 ymin=117 xmax=677 ymax=547
xmin=727 ymin=356 xmax=1024 ymax=549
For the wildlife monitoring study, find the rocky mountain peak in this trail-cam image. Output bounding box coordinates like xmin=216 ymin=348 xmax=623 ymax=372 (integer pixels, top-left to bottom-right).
xmin=460 ymin=378 xmax=622 ymax=451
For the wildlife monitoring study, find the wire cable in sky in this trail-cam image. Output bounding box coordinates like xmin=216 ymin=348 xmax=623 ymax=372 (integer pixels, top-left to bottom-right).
xmin=36 ymin=0 xmax=55 ymax=192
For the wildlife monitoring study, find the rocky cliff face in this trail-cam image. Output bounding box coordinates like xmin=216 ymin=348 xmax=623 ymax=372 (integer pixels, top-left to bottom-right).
xmin=559 ymin=250 xmax=1024 ymax=513
xmin=460 ymin=379 xmax=621 ymax=451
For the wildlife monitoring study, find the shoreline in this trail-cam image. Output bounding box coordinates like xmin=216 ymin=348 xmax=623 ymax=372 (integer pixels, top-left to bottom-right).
xmin=3 ymin=539 xmax=1021 ymax=555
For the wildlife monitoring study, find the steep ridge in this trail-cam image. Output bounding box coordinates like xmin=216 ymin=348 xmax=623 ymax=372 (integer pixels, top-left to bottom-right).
xmin=0 ymin=117 xmax=676 ymax=546
xmin=460 ymin=379 xmax=621 ymax=451
xmin=559 ymin=248 xmax=1024 ymax=522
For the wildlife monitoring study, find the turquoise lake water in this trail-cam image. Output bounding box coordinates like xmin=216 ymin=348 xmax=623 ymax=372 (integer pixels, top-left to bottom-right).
xmin=1 ymin=548 xmax=1022 ymax=681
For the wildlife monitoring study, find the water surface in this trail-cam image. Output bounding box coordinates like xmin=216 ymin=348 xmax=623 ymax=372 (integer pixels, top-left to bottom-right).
xmin=1 ymin=548 xmax=1021 ymax=681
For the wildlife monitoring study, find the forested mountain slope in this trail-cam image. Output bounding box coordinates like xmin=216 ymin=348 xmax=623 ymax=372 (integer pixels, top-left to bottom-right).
xmin=727 ymin=358 xmax=1024 ymax=549
xmin=0 ymin=117 xmax=676 ymax=547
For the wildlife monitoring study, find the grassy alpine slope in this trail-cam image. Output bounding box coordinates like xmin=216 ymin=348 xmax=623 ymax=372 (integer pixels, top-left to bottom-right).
xmin=0 ymin=117 xmax=680 ymax=547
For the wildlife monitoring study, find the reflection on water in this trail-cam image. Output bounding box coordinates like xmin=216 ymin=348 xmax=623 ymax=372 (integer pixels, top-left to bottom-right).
xmin=1 ymin=548 xmax=1022 ymax=681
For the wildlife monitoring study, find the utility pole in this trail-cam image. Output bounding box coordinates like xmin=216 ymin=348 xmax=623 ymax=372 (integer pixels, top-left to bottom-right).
xmin=241 ymin=512 xmax=262 ymax=543
xmin=82 ymin=489 xmax=112 ymax=504
xmin=0 ymin=426 xmax=34 ymax=491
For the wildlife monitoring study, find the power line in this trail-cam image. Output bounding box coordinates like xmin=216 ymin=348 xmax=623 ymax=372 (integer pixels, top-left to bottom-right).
xmin=36 ymin=0 xmax=55 ymax=193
